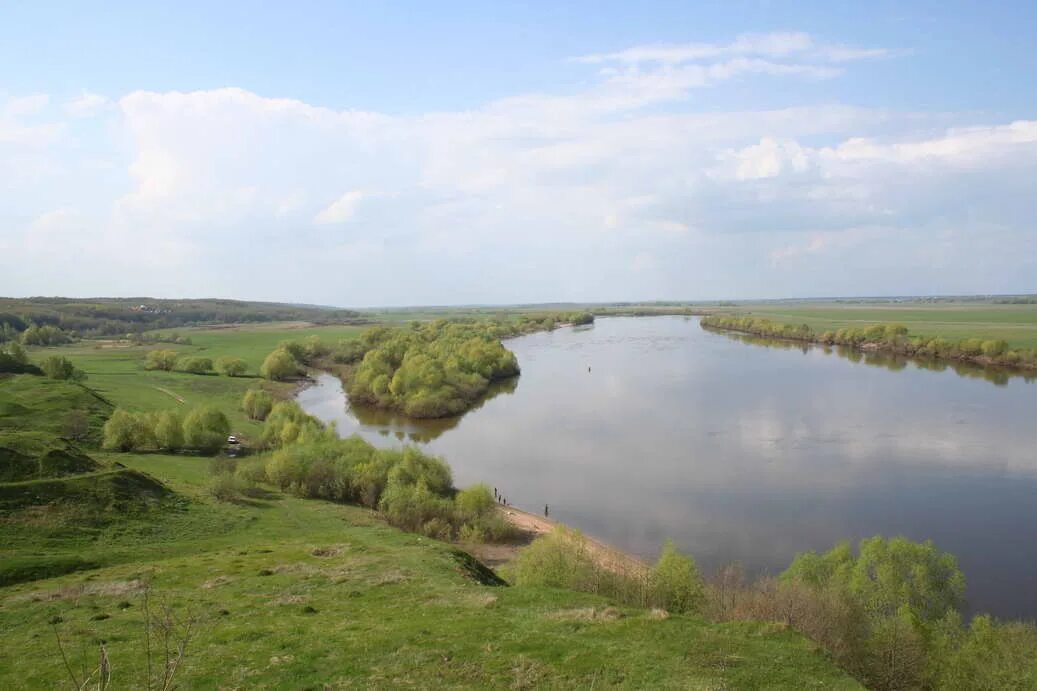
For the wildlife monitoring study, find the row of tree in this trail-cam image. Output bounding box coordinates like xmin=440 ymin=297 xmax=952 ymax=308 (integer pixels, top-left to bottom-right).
xmin=212 ymin=399 xmax=518 ymax=542
xmin=144 ymin=349 xmax=248 ymax=376
xmin=102 ymin=406 xmax=230 ymax=454
xmin=701 ymin=315 xmax=1037 ymax=369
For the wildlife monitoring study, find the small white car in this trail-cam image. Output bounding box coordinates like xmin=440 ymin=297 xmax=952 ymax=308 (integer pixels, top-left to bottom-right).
xmin=227 ymin=435 xmax=239 ymax=445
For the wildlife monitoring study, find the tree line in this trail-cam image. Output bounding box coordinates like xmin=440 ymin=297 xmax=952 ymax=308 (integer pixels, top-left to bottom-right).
xmin=145 ymin=349 xmax=247 ymax=377
xmin=701 ymin=314 xmax=1037 ymax=370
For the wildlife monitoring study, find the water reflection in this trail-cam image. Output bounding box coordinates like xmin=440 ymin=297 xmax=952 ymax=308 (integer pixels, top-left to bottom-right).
xmin=297 ymin=373 xmax=518 ymax=444
xmin=299 ymin=316 xmax=1037 ymax=619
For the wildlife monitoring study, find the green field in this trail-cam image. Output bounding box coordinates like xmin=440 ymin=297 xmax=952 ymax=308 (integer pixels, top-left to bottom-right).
xmin=730 ymin=302 xmax=1037 ymax=349
xmin=19 ymin=323 xmax=365 ymax=440
xmin=0 ymin=368 xmax=857 ymax=688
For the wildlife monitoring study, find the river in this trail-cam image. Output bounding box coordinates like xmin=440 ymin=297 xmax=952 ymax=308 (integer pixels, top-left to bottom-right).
xmin=297 ymin=316 xmax=1037 ymax=619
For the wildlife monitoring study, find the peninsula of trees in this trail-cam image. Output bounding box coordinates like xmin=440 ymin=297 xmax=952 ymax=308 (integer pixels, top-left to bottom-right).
xmin=700 ymin=314 xmax=1037 ymax=370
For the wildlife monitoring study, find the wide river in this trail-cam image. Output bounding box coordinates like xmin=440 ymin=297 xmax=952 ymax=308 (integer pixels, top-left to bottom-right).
xmin=298 ymin=316 xmax=1037 ymax=619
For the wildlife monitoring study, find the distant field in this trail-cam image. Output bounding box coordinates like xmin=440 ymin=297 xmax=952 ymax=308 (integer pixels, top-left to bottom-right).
xmin=22 ymin=323 xmax=366 ymax=438
xmin=730 ymin=303 xmax=1037 ymax=349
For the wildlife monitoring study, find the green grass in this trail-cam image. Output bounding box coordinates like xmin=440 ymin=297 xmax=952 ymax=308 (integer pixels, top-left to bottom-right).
xmin=731 ymin=302 xmax=1037 ymax=349
xmin=17 ymin=324 xmax=364 ymax=441
xmin=0 ymin=452 xmax=858 ymax=688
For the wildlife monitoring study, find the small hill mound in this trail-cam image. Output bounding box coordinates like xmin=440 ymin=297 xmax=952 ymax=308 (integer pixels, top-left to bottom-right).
xmin=0 ymin=432 xmax=100 ymax=482
xmin=0 ymin=374 xmax=112 ymax=445
xmin=0 ymin=468 xmax=170 ymax=518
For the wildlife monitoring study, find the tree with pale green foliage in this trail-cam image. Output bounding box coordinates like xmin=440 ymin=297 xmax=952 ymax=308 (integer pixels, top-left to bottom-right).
xmin=242 ymin=388 xmax=274 ymax=421
xmin=102 ymin=409 xmax=154 ymax=451
xmin=650 ymin=539 xmax=705 ymax=614
xmin=40 ymin=355 xmax=85 ymax=381
xmin=216 ymin=357 xmax=248 ymax=377
xmin=260 ymin=348 xmax=299 ymax=381
xmin=153 ymin=410 xmax=184 ymax=451
xmin=144 ymin=349 xmax=179 ymax=371
xmin=182 ymin=406 xmax=230 ymax=454
xmin=178 ymin=357 xmax=213 ymax=375
xmin=454 ymin=483 xmax=496 ymax=520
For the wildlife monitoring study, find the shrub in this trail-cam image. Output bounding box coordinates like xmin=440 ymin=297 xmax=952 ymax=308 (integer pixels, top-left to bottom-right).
xmin=102 ymin=409 xmax=154 ymax=451
xmin=40 ymin=356 xmax=85 ymax=381
xmin=216 ymin=357 xmax=248 ymax=377
xmin=649 ymin=540 xmax=705 ymax=613
xmin=242 ymin=388 xmax=274 ymax=421
xmin=455 ymin=483 xmax=496 ymax=520
xmin=182 ymin=406 xmax=230 ymax=454
xmin=179 ymin=357 xmax=213 ymax=375
xmin=209 ymin=473 xmax=244 ymax=502
xmin=144 ymin=349 xmax=179 ymax=371
xmin=153 ymin=410 xmax=184 ymax=451
xmin=260 ymin=347 xmax=300 ymax=380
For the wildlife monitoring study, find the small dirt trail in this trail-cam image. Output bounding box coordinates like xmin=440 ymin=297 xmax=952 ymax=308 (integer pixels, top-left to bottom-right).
xmin=154 ymin=387 xmax=185 ymax=404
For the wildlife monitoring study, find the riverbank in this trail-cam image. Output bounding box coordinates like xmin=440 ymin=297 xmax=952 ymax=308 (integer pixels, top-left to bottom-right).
xmin=465 ymin=505 xmax=648 ymax=577
xmin=700 ymin=314 xmax=1037 ymax=374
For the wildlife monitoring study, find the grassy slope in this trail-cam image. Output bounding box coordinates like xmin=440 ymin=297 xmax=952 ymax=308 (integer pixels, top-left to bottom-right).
xmin=733 ymin=302 xmax=1037 ymax=349
xmin=0 ymin=453 xmax=858 ymax=689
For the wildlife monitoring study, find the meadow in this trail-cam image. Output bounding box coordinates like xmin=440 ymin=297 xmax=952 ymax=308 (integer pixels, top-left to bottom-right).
xmin=730 ymin=302 xmax=1037 ymax=349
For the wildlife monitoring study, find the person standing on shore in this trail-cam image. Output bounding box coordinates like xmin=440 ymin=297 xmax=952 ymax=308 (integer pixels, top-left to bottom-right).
xmin=544 ymin=504 xmax=549 ymax=517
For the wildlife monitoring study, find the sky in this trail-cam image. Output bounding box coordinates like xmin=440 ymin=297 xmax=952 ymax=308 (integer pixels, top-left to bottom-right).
xmin=2 ymin=1 xmax=1036 ymax=307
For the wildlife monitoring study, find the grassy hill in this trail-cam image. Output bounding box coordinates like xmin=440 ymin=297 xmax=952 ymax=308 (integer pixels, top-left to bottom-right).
xmin=0 ymin=451 xmax=858 ymax=688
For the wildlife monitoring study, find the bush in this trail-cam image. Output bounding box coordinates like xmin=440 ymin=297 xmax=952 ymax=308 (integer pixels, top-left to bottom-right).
xmin=260 ymin=348 xmax=300 ymax=380
xmin=102 ymin=409 xmax=154 ymax=451
xmin=216 ymin=356 xmax=247 ymax=376
xmin=182 ymin=406 xmax=230 ymax=454
xmin=144 ymin=349 xmax=179 ymax=371
xmin=455 ymin=483 xmax=496 ymax=520
xmin=40 ymin=356 xmax=85 ymax=381
xmin=649 ymin=540 xmax=704 ymax=613
xmin=242 ymin=388 xmax=274 ymax=421
xmin=209 ymin=473 xmax=245 ymax=502
xmin=153 ymin=410 xmax=184 ymax=451
xmin=260 ymin=401 xmax=328 ymax=448
xmin=179 ymin=357 xmax=213 ymax=375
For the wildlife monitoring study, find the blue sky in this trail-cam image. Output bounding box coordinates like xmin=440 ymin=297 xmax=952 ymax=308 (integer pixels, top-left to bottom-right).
xmin=2 ymin=1 xmax=1036 ymax=305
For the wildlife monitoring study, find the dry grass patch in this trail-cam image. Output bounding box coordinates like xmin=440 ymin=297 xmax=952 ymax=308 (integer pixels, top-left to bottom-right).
xmin=547 ymin=606 xmax=624 ymax=622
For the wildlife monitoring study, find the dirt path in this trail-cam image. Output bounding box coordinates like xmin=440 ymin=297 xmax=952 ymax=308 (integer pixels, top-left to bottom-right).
xmin=154 ymin=387 xmax=185 ymax=404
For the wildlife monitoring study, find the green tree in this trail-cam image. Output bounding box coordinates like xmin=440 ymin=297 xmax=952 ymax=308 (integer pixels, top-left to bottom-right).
xmin=144 ymin=349 xmax=180 ymax=371
xmin=179 ymin=357 xmax=213 ymax=375
xmin=40 ymin=355 xmax=85 ymax=381
xmin=183 ymin=406 xmax=230 ymax=453
xmin=650 ymin=539 xmax=705 ymax=613
xmin=102 ymin=409 xmax=153 ymax=451
xmin=242 ymin=388 xmax=274 ymax=421
xmin=154 ymin=410 xmax=184 ymax=451
xmin=260 ymin=348 xmax=300 ymax=381
xmin=5 ymin=341 xmax=28 ymax=365
xmin=454 ymin=483 xmax=496 ymax=520
xmin=216 ymin=357 xmax=248 ymax=377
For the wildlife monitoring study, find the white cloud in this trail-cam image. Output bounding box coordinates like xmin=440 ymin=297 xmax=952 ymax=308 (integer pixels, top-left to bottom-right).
xmin=575 ymin=32 xmax=892 ymax=65
xmin=64 ymin=92 xmax=109 ymax=117
xmin=314 ymin=190 xmax=369 ymax=224
xmin=0 ymin=34 xmax=1034 ymax=304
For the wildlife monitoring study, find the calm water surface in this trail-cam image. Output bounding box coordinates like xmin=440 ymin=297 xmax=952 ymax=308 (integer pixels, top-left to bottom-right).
xmin=297 ymin=316 xmax=1037 ymax=619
